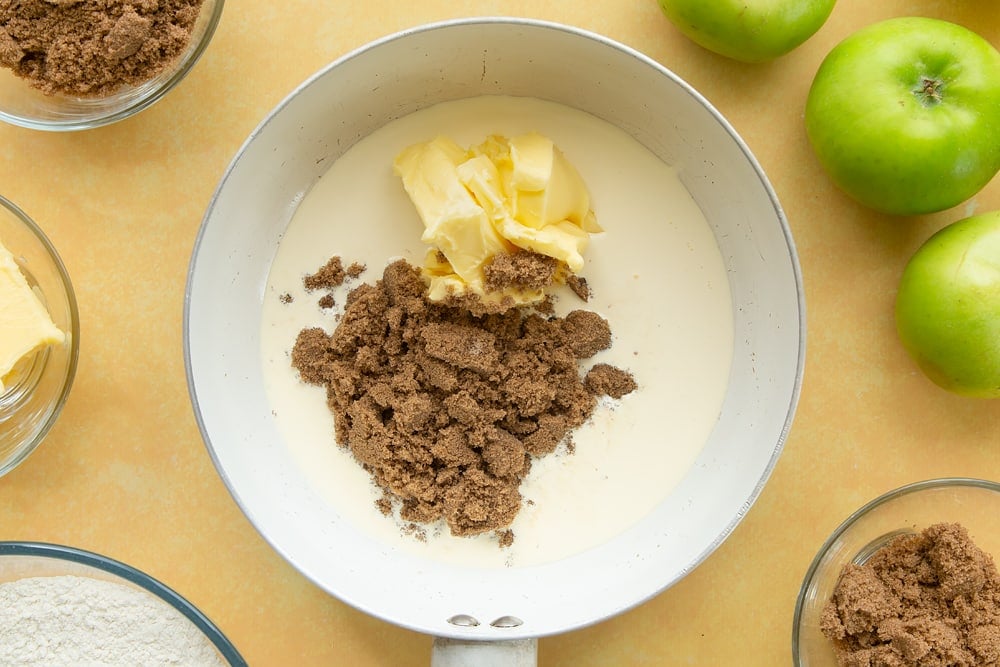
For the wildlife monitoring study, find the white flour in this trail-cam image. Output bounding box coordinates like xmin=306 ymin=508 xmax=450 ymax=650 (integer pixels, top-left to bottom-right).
xmin=0 ymin=575 xmax=227 ymax=666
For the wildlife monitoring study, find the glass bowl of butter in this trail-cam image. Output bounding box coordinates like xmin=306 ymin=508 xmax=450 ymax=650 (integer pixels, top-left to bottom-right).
xmin=0 ymin=195 xmax=79 ymax=477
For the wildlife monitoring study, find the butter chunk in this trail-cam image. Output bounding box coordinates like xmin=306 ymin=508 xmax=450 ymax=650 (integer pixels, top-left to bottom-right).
xmin=394 ymin=131 xmax=600 ymax=307
xmin=508 ymin=132 xmax=553 ymax=192
xmin=509 ymin=132 xmax=601 ymax=233
xmin=394 ymin=137 xmax=511 ymax=290
xmin=455 ymin=154 xmax=506 ymax=221
xmin=0 ymin=240 xmax=64 ymax=393
xmin=498 ymin=217 xmax=590 ymax=273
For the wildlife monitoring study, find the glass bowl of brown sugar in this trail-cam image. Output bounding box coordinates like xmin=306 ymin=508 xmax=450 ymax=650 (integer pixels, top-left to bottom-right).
xmin=0 ymin=0 xmax=223 ymax=131
xmin=0 ymin=194 xmax=79 ymax=477
xmin=793 ymin=478 xmax=1000 ymax=666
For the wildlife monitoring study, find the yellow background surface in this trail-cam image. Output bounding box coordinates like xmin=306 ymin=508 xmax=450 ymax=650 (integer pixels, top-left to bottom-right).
xmin=2 ymin=1 xmax=999 ymax=665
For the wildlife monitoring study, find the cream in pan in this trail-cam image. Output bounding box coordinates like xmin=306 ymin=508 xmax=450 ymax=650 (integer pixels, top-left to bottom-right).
xmin=260 ymin=95 xmax=733 ymax=568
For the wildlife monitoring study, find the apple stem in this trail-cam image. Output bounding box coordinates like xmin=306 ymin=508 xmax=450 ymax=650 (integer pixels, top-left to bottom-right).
xmin=915 ymin=77 xmax=944 ymax=107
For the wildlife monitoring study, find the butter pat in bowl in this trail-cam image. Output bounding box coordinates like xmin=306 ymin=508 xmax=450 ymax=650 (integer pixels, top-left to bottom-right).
xmin=0 ymin=195 xmax=79 ymax=477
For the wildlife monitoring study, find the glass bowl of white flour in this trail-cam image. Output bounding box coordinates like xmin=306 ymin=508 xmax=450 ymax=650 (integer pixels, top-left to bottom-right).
xmin=0 ymin=541 xmax=246 ymax=666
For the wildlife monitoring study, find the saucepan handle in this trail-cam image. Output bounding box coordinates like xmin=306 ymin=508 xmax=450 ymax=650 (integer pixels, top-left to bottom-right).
xmin=431 ymin=637 xmax=538 ymax=667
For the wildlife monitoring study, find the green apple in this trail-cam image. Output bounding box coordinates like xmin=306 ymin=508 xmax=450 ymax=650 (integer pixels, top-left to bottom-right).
xmin=895 ymin=211 xmax=1000 ymax=398
xmin=806 ymin=17 xmax=1000 ymax=216
xmin=656 ymin=0 xmax=837 ymax=63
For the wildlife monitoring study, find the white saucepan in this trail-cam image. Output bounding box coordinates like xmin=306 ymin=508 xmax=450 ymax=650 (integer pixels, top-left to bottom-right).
xmin=184 ymin=18 xmax=805 ymax=665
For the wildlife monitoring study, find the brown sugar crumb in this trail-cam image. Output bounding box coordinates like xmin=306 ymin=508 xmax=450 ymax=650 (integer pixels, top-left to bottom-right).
xmin=402 ymin=523 xmax=428 ymax=542
xmin=437 ymin=289 xmax=517 ymax=317
xmin=290 ymin=258 xmax=637 ymax=540
xmin=497 ymin=529 xmax=514 ymax=549
xmin=279 ymin=293 xmax=294 ymax=304
xmin=0 ymin=28 xmax=25 ymax=68
xmin=821 ymin=522 xmax=1000 ymax=666
xmin=562 ymin=309 xmax=612 ymax=358
xmin=567 ymin=274 xmax=591 ymax=302
xmin=585 ymin=364 xmax=637 ymax=399
xmin=533 ymin=295 xmax=556 ymax=316
xmin=435 ymin=250 xmax=572 ymax=317
xmin=0 ymin=0 xmax=207 ymax=97
xmin=305 ymin=257 xmax=364 ymax=308
xmin=483 ymin=250 xmax=560 ymax=293
xmin=303 ymin=256 xmax=347 ymax=291
xmin=105 ymin=8 xmax=152 ymax=61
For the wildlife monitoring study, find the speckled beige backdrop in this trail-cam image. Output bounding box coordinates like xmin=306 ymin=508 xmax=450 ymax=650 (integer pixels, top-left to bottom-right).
xmin=1 ymin=1 xmax=998 ymax=664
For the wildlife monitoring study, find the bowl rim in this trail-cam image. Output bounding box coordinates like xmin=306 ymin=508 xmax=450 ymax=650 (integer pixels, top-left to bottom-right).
xmin=0 ymin=540 xmax=247 ymax=666
xmin=0 ymin=194 xmax=80 ymax=478
xmin=791 ymin=476 xmax=1000 ymax=662
xmin=0 ymin=0 xmax=225 ymax=132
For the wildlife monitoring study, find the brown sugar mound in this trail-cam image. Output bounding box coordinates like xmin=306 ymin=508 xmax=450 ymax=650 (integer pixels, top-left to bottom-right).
xmin=0 ymin=0 xmax=206 ymax=97
xmin=820 ymin=523 xmax=1000 ymax=666
xmin=291 ymin=258 xmax=637 ymax=540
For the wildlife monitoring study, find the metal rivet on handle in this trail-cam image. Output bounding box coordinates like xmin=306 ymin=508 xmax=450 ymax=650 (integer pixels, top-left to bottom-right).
xmin=446 ymin=614 xmax=480 ymax=627
xmin=489 ymin=616 xmax=524 ymax=628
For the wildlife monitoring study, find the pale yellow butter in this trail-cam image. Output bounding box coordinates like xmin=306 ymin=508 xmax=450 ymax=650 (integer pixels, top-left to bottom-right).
xmin=393 ymin=132 xmax=600 ymax=305
xmin=508 ymin=133 xmax=600 ymax=234
xmin=0 ymin=240 xmax=64 ymax=393
xmin=394 ymin=137 xmax=513 ymax=294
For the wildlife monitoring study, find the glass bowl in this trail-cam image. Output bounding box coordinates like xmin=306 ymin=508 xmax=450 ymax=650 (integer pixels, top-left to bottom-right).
xmin=0 ymin=195 xmax=79 ymax=477
xmin=0 ymin=541 xmax=246 ymax=665
xmin=792 ymin=477 xmax=1000 ymax=666
xmin=0 ymin=0 xmax=223 ymax=131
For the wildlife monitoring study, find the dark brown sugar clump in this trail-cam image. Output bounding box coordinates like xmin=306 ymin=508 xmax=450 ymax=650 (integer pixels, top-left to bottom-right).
xmin=291 ymin=258 xmax=636 ymax=539
xmin=483 ymin=249 xmax=560 ymax=293
xmin=821 ymin=522 xmax=1000 ymax=666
